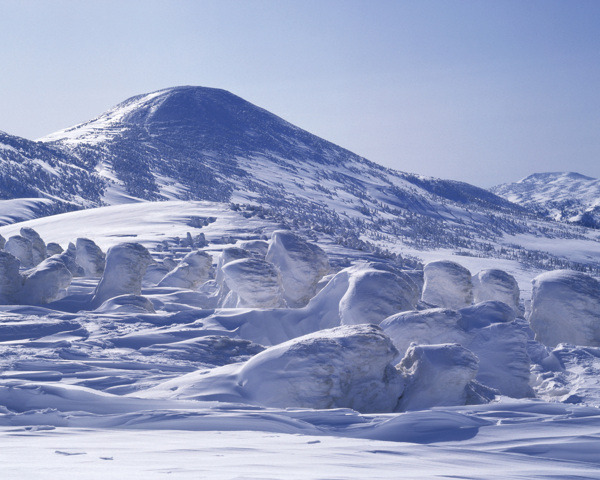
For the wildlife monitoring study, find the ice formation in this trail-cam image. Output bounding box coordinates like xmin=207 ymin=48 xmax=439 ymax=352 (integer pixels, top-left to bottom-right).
xmin=157 ymin=250 xmax=212 ymax=289
xmin=397 ymin=343 xmax=479 ymax=410
xmin=472 ymin=269 xmax=520 ymax=312
xmin=339 ymin=266 xmax=420 ymax=325
xmin=19 ymin=227 xmax=46 ymax=266
xmin=0 ymin=250 xmax=23 ymax=304
xmin=46 ymin=242 xmax=64 ymax=257
xmin=20 ymin=257 xmax=72 ymax=305
xmin=529 ymin=270 xmax=600 ymax=347
xmin=265 ymin=230 xmax=329 ymax=307
xmin=76 ymin=237 xmax=106 ymax=277
xmin=92 ymin=242 xmax=154 ymax=307
xmin=422 ymin=260 xmax=473 ymax=309
xmin=56 ymin=242 xmax=85 ymax=277
xmin=220 ymin=257 xmax=286 ymax=308
xmin=4 ymin=235 xmax=34 ymax=268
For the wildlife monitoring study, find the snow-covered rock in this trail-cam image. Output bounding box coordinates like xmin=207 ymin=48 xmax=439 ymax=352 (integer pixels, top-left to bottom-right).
xmin=472 ymin=269 xmax=520 ymax=313
xmin=339 ymin=266 xmax=419 ymax=326
xmin=76 ymin=237 xmax=106 ymax=277
xmin=220 ymin=257 xmax=286 ymax=308
xmin=397 ymin=343 xmax=479 ymax=411
xmin=529 ymin=270 xmax=600 ymax=348
xmin=266 ymin=230 xmax=329 ymax=307
xmin=422 ymin=260 xmax=473 ymax=309
xmin=4 ymin=235 xmax=34 ymax=268
xmin=20 ymin=257 xmax=72 ymax=305
xmin=92 ymin=242 xmax=154 ymax=307
xmin=0 ymin=251 xmax=23 ymax=304
xmin=19 ymin=227 xmax=46 ymax=266
xmin=157 ymin=250 xmax=212 ymax=289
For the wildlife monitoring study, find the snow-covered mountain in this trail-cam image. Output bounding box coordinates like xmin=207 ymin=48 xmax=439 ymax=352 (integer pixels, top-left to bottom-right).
xmin=492 ymin=172 xmax=600 ymax=228
xmin=0 ymin=130 xmax=104 ymax=223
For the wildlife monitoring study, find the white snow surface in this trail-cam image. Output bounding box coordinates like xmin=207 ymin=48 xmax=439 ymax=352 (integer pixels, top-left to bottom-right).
xmin=0 ymin=201 xmax=600 ymax=478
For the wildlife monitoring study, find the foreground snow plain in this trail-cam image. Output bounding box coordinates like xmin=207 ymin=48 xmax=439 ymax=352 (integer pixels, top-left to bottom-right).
xmin=1 ymin=201 xmax=600 ymax=479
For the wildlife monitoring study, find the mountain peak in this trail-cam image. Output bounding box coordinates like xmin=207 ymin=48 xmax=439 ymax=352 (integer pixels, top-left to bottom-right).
xmin=518 ymin=171 xmax=596 ymax=184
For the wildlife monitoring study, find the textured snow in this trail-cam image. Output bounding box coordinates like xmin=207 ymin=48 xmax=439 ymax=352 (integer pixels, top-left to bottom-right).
xmin=529 ymin=269 xmax=600 ymax=347
xmin=422 ymin=260 xmax=473 ymax=309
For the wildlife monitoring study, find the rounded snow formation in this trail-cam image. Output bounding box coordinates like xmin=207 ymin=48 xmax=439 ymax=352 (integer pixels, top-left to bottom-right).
xmin=397 ymin=343 xmax=479 ymax=411
xmin=19 ymin=227 xmax=46 ymax=266
xmin=0 ymin=233 xmax=5 ymax=250
xmin=221 ymin=257 xmax=286 ymax=308
xmin=529 ymin=270 xmax=600 ymax=348
xmin=472 ymin=269 xmax=520 ymax=312
xmin=237 ymin=324 xmax=404 ymax=412
xmin=157 ymin=250 xmax=212 ymax=289
xmin=76 ymin=238 xmax=106 ymax=277
xmin=266 ymin=230 xmax=329 ymax=307
xmin=4 ymin=235 xmax=34 ymax=268
xmin=94 ymin=294 xmax=156 ymax=314
xmin=46 ymin=242 xmax=64 ymax=257
xmin=237 ymin=239 xmax=269 ymax=258
xmin=339 ymin=267 xmax=420 ymax=326
xmin=20 ymin=257 xmax=72 ymax=305
xmin=92 ymin=242 xmax=154 ymax=307
xmin=215 ymin=247 xmax=250 ymax=285
xmin=0 ymin=251 xmax=23 ymax=304
xmin=381 ymin=303 xmax=533 ymax=398
xmin=422 ymin=260 xmax=473 ymax=310
xmin=56 ymin=243 xmax=85 ymax=277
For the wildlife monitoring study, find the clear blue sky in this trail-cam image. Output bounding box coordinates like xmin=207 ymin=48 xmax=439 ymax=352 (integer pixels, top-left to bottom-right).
xmin=1 ymin=0 xmax=599 ymax=187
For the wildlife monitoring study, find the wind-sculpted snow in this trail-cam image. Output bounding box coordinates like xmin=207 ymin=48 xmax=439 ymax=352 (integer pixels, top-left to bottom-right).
xmin=1 ymin=202 xmax=600 ymax=477
xmin=397 ymin=343 xmax=480 ymax=411
xmin=92 ymin=242 xmax=154 ymax=307
xmin=266 ymin=230 xmax=329 ymax=307
xmin=0 ymin=250 xmax=22 ymax=304
xmin=381 ymin=302 xmax=533 ymax=398
xmin=472 ymin=269 xmax=520 ymax=312
xmin=19 ymin=227 xmax=46 ymax=266
xmin=220 ymin=258 xmax=287 ymax=308
xmin=339 ymin=265 xmax=420 ymax=325
xmin=157 ymin=250 xmax=212 ymax=289
xmin=21 ymin=257 xmax=72 ymax=305
xmin=422 ymin=260 xmax=473 ymax=309
xmin=75 ymin=237 xmax=105 ymax=277
xmin=4 ymin=235 xmax=34 ymax=268
xmin=146 ymin=324 xmax=405 ymax=413
xmin=529 ymin=270 xmax=600 ymax=347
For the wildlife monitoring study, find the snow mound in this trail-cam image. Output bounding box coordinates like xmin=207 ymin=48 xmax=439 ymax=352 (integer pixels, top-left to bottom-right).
xmin=339 ymin=266 xmax=420 ymax=326
xmin=21 ymin=257 xmax=72 ymax=305
xmin=46 ymin=242 xmax=64 ymax=257
xmin=529 ymin=270 xmax=600 ymax=348
xmin=266 ymin=230 xmax=329 ymax=307
xmin=0 ymin=251 xmax=23 ymax=304
xmin=56 ymin=243 xmax=85 ymax=277
xmin=422 ymin=260 xmax=473 ymax=309
xmin=220 ymin=257 xmax=286 ymax=308
xmin=94 ymin=294 xmax=156 ymax=314
xmin=92 ymin=242 xmax=154 ymax=307
xmin=4 ymin=235 xmax=33 ymax=268
xmin=382 ymin=302 xmax=533 ymax=398
xmin=236 ymin=239 xmax=269 ymax=258
xmin=157 ymin=250 xmax=212 ymax=289
xmin=76 ymin=238 xmax=106 ymax=277
xmin=150 ymin=324 xmax=404 ymax=413
xmin=397 ymin=343 xmax=479 ymax=410
xmin=472 ymin=269 xmax=520 ymax=312
xmin=19 ymin=227 xmax=46 ymax=266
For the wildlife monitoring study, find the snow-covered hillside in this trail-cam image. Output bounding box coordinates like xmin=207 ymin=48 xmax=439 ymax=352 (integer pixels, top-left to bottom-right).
xmin=493 ymin=172 xmax=600 ymax=228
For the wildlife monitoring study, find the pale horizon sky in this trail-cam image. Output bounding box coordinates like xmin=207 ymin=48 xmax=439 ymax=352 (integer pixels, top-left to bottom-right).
xmin=1 ymin=0 xmax=599 ymax=188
